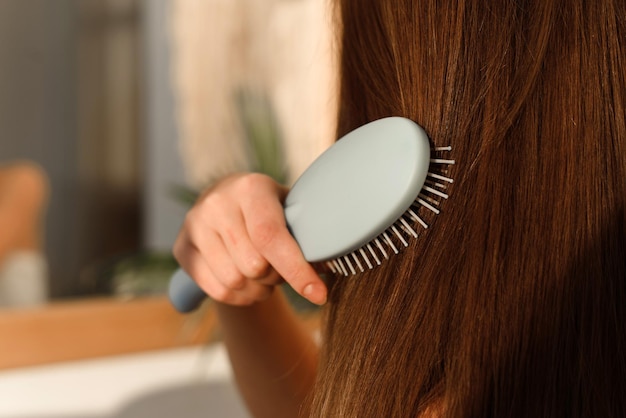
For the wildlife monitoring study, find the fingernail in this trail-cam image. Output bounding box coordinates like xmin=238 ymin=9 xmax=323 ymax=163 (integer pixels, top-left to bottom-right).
xmin=303 ymin=283 xmax=327 ymax=305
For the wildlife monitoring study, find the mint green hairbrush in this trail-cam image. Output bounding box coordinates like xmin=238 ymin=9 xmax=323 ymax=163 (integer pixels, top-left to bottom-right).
xmin=169 ymin=117 xmax=454 ymax=312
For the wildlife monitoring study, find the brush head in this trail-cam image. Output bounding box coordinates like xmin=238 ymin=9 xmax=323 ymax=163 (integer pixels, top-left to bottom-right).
xmin=284 ymin=117 xmax=431 ymax=263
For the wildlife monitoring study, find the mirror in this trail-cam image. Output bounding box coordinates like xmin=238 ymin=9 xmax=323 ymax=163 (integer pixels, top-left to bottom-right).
xmin=0 ymin=0 xmax=336 ymax=308
xmin=0 ymin=0 xmax=184 ymax=306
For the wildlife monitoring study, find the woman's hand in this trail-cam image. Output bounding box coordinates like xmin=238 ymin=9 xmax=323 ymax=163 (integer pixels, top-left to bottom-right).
xmin=173 ymin=173 xmax=327 ymax=306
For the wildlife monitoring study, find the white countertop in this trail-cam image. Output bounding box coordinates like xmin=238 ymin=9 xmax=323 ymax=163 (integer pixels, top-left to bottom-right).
xmin=0 ymin=344 xmax=249 ymax=418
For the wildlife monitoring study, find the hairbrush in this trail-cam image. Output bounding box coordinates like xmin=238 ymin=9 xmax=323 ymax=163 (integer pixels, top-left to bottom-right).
xmin=169 ymin=117 xmax=454 ymax=312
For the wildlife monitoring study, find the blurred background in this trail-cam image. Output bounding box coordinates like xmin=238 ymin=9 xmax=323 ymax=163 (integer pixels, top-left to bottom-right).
xmin=0 ymin=0 xmax=334 ymax=416
xmin=0 ymin=0 xmax=336 ymax=303
xmin=0 ymin=0 xmax=147 ymax=302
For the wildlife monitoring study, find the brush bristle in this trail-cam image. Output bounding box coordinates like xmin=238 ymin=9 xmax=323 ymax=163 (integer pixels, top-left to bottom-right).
xmin=323 ymin=146 xmax=455 ymax=277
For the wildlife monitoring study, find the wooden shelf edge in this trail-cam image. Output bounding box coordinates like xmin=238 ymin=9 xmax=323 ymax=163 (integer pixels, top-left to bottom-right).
xmin=0 ymin=296 xmax=216 ymax=370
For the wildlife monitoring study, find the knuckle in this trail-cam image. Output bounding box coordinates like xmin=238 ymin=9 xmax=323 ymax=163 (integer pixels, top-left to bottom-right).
xmin=210 ymin=285 xmax=231 ymax=302
xmin=223 ymin=269 xmax=246 ymax=290
xmin=198 ymin=191 xmax=225 ymax=215
xmin=180 ymin=212 xmax=204 ymax=246
xmin=183 ymin=207 xmax=201 ymax=231
xmin=237 ymin=173 xmax=272 ymax=194
xmin=245 ymin=256 xmax=269 ymax=278
xmin=249 ymin=219 xmax=281 ymax=248
xmin=220 ymin=223 xmax=237 ymax=247
xmin=284 ymin=266 xmax=304 ymax=286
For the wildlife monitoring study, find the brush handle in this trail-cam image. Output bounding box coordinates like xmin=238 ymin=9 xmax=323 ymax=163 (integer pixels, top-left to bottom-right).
xmin=168 ymin=268 xmax=206 ymax=313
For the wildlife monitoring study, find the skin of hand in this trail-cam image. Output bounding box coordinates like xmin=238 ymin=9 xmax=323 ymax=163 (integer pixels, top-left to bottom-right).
xmin=173 ymin=172 xmax=328 ymax=306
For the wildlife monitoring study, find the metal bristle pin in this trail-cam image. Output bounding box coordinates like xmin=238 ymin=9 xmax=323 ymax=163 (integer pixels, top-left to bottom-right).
xmin=325 ymin=146 xmax=455 ymax=277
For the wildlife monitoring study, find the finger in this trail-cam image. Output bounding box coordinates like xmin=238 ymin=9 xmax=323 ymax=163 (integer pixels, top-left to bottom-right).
xmin=175 ymin=240 xmax=269 ymax=306
xmin=175 ymin=215 xmax=246 ymax=292
xmin=190 ymin=188 xmax=270 ymax=280
xmin=242 ymin=183 xmax=327 ymax=305
xmin=215 ymin=205 xmax=270 ymax=279
xmin=173 ymin=239 xmax=236 ymax=303
xmin=189 ymin=226 xmax=248 ymax=291
xmin=253 ymin=268 xmax=284 ymax=287
xmin=173 ymin=232 xmax=214 ymax=292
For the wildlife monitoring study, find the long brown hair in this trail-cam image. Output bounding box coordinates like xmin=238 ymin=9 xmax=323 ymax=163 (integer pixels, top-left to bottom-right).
xmin=308 ymin=0 xmax=626 ymax=416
